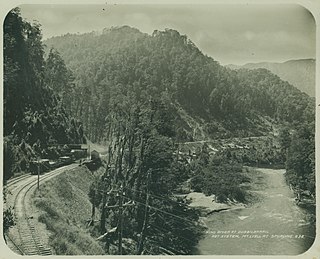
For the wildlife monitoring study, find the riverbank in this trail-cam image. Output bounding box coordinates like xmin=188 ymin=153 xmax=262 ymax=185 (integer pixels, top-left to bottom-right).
xmin=184 ymin=167 xmax=262 ymax=215
xmin=186 ymin=192 xmax=246 ymax=216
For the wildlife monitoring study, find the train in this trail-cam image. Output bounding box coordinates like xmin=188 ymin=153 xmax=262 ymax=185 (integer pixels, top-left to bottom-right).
xmin=29 ymin=145 xmax=90 ymax=175
xmin=80 ymin=150 xmax=102 ymax=171
xmin=29 ymin=156 xmax=74 ymax=175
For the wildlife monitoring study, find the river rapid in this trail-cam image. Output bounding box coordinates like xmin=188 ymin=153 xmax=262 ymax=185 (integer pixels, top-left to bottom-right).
xmin=195 ymin=168 xmax=315 ymax=255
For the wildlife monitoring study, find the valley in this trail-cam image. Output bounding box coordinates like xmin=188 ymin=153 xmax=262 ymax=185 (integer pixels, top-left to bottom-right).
xmin=3 ymin=7 xmax=316 ymax=256
xmin=4 ymin=158 xmax=315 ymax=256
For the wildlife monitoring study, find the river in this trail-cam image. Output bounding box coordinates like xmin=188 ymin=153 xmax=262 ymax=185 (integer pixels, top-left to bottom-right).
xmin=195 ymin=168 xmax=315 ymax=255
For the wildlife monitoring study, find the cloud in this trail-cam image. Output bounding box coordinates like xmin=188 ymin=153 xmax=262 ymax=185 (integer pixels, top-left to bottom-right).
xmin=19 ymin=3 xmax=315 ymax=65
xmin=245 ymin=31 xmax=255 ymax=41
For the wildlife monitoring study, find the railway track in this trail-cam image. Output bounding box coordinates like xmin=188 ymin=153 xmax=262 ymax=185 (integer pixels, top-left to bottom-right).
xmin=7 ymin=164 xmax=78 ymax=255
xmin=6 ymin=174 xmax=31 ymax=187
xmin=5 ymin=174 xmax=33 ymax=197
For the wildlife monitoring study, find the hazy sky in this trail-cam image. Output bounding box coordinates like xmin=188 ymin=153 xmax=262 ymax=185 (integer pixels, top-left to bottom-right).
xmin=19 ymin=3 xmax=315 ymax=65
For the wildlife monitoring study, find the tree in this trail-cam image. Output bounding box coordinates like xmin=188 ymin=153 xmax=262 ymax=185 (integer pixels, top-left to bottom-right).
xmin=86 ymin=97 xmax=203 ymax=254
xmin=4 ymin=8 xmax=27 ymax=135
xmin=285 ymin=123 xmax=315 ymax=197
xmin=44 ymin=48 xmax=76 ymax=114
xmin=3 ymin=8 xmax=85 ymax=179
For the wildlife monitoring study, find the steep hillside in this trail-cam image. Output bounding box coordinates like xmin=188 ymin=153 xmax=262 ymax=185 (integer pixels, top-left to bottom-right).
xmin=3 ymin=9 xmax=86 ymax=181
xmin=44 ymin=27 xmax=314 ymax=143
xmin=227 ymin=59 xmax=315 ymax=97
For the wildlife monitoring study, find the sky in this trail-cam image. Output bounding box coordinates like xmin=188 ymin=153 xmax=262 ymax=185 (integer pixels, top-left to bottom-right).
xmin=18 ymin=3 xmax=316 ymax=65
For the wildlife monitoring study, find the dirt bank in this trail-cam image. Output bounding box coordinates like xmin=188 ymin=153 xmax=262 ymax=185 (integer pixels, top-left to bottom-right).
xmin=32 ymin=166 xmax=105 ymax=255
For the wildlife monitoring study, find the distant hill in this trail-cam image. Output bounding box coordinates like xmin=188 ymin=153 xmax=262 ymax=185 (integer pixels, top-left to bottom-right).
xmin=227 ymin=59 xmax=315 ymax=97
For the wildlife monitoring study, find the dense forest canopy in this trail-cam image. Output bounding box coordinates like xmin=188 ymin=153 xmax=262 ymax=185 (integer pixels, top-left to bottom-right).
xmin=45 ymin=26 xmax=314 ymax=143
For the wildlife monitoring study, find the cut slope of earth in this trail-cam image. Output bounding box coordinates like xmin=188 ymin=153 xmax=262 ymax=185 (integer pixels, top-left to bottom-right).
xmin=32 ymin=166 xmax=104 ymax=255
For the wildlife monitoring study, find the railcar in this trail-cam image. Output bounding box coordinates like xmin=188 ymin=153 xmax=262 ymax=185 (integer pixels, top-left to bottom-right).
xmin=30 ymin=159 xmax=50 ymax=175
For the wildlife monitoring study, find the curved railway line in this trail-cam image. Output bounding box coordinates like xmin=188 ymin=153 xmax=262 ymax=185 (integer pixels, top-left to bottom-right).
xmin=5 ymin=164 xmax=79 ymax=255
xmin=6 ymin=174 xmax=32 ymax=189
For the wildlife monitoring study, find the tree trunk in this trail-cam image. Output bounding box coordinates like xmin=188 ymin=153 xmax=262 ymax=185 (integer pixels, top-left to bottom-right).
xmin=100 ymin=193 xmax=107 ymax=234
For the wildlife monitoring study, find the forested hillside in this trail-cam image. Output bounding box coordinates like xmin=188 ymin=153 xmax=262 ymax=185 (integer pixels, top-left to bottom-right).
xmin=45 ymin=27 xmax=314 ymax=143
xmin=45 ymin=26 xmax=315 ymax=206
xmin=3 ymin=8 xmax=85 ymax=181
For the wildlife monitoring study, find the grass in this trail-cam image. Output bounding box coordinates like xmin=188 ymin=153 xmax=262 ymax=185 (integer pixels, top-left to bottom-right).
xmin=33 ymin=166 xmax=105 ymax=255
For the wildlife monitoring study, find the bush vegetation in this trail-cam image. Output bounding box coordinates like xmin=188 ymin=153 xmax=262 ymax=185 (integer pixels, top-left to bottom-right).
xmin=190 ymin=144 xmax=249 ymax=203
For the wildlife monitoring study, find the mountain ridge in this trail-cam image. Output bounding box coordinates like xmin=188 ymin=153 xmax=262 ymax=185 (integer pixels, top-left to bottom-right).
xmin=44 ymin=26 xmax=314 ymax=142
xmin=226 ymin=58 xmax=315 ymax=96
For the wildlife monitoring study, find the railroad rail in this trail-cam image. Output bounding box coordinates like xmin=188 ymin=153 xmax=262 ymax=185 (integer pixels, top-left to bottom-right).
xmin=6 ymin=174 xmax=31 ymax=189
xmin=7 ymin=164 xmax=78 ymax=255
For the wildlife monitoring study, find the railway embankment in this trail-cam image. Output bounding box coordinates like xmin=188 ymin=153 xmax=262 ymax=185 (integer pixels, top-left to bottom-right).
xmin=5 ymin=165 xmax=105 ymax=255
xmin=5 ymin=164 xmax=78 ymax=255
xmin=32 ymin=166 xmax=105 ymax=255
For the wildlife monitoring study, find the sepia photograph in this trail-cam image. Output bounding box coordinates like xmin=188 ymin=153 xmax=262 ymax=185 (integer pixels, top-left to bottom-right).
xmin=2 ymin=0 xmax=318 ymax=256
